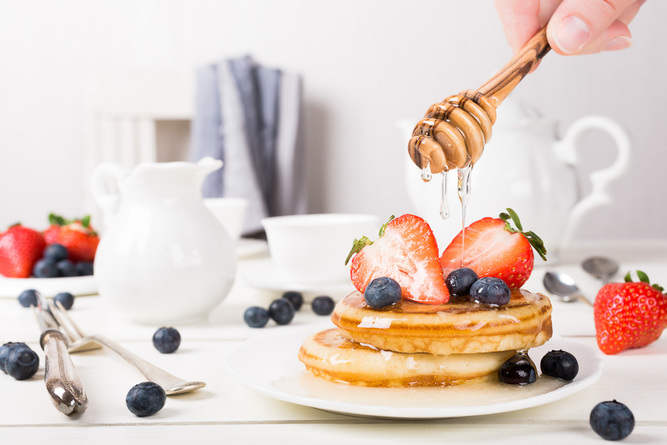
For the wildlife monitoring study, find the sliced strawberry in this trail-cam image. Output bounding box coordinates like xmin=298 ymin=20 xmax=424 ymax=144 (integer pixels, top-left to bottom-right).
xmin=594 ymin=271 xmax=667 ymax=355
xmin=0 ymin=224 xmax=46 ymax=278
xmin=440 ymin=209 xmax=546 ymax=289
xmin=346 ymin=214 xmax=449 ymax=304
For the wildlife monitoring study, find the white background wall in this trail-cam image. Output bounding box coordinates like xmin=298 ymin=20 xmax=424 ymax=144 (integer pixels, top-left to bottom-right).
xmin=1 ymin=0 xmax=665 ymax=243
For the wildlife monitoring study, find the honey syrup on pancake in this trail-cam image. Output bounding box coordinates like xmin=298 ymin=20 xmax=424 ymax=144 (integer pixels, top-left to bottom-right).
xmin=340 ymin=288 xmax=541 ymax=316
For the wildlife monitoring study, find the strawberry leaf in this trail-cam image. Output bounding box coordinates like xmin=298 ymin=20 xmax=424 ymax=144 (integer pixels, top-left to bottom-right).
xmin=499 ymin=208 xmax=547 ymax=261
xmin=48 ymin=213 xmax=68 ymax=226
xmin=345 ymin=215 xmax=394 ymax=266
xmin=637 ymin=270 xmax=650 ymax=284
xmin=624 ymin=270 xmax=665 ymax=293
xmin=378 ymin=215 xmax=395 ymax=237
xmin=345 ymin=236 xmax=372 ymax=265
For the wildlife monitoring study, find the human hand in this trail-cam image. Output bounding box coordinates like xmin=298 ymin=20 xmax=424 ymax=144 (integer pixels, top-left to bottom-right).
xmin=494 ymin=0 xmax=646 ymax=55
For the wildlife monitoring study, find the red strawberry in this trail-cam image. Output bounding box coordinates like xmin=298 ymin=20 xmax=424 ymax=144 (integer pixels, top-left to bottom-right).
xmin=345 ymin=214 xmax=449 ymax=304
xmin=55 ymin=216 xmax=99 ymax=263
xmin=594 ymin=271 xmax=667 ymax=355
xmin=0 ymin=224 xmax=46 ymax=278
xmin=439 ymin=209 xmax=546 ymax=289
xmin=43 ymin=213 xmax=68 ymax=244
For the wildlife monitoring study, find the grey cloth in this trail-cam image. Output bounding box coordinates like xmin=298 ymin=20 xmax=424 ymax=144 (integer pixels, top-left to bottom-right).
xmin=189 ymin=64 xmax=224 ymax=198
xmin=256 ymin=66 xmax=282 ymax=208
xmin=218 ymin=60 xmax=268 ymax=234
xmin=189 ymin=55 xmax=305 ymax=235
xmin=272 ymin=71 xmax=306 ymax=216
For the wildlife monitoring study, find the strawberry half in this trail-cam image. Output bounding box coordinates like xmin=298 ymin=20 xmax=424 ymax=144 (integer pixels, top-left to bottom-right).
xmin=0 ymin=224 xmax=46 ymax=278
xmin=439 ymin=209 xmax=546 ymax=289
xmin=594 ymin=271 xmax=667 ymax=355
xmin=345 ymin=214 xmax=449 ymax=304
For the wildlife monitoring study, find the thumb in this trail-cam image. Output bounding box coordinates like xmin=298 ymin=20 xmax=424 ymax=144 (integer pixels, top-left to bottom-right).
xmin=547 ymin=0 xmax=639 ymax=55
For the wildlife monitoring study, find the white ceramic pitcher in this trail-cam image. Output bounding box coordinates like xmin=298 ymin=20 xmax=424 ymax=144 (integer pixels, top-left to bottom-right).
xmin=91 ymin=157 xmax=237 ymax=324
xmin=402 ymin=100 xmax=631 ymax=262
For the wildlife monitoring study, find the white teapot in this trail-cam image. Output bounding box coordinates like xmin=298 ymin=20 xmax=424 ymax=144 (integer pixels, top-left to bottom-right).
xmin=402 ymin=100 xmax=631 ymax=262
xmin=91 ymin=157 xmax=237 ymax=324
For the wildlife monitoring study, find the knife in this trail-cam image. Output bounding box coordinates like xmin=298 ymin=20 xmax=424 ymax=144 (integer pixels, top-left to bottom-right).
xmin=34 ymin=300 xmax=88 ymax=416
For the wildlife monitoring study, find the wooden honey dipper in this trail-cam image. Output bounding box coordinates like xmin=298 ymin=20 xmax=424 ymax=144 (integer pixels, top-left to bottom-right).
xmin=408 ymin=27 xmax=551 ymax=174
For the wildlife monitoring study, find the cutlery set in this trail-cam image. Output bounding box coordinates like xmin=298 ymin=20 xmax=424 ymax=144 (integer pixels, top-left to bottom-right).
xmin=33 ymin=294 xmax=205 ymax=416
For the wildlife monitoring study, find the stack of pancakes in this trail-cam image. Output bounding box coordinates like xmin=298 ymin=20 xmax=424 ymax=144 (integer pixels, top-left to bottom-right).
xmin=298 ymin=288 xmax=552 ymax=387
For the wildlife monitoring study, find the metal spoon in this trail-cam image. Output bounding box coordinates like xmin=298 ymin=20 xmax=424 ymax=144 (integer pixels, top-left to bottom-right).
xmin=543 ymin=270 xmax=593 ymax=306
xmin=582 ymin=256 xmax=620 ymax=284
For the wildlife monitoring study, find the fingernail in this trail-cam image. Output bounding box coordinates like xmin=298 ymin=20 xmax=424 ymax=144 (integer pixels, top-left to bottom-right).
xmin=604 ymin=36 xmax=632 ymax=52
xmin=553 ymin=16 xmax=590 ymax=54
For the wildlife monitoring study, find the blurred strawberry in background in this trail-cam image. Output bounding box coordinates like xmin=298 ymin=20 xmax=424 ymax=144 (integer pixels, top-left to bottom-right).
xmin=0 ymin=224 xmax=46 ymax=278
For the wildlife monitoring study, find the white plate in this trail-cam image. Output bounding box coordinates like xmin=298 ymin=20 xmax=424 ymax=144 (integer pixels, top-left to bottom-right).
xmin=226 ymin=327 xmax=603 ymax=419
xmin=239 ymin=257 xmax=355 ymax=295
xmin=0 ymin=275 xmax=97 ymax=298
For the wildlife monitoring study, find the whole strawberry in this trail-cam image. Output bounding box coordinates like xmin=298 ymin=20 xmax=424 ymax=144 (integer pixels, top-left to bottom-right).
xmin=440 ymin=209 xmax=547 ymax=289
xmin=594 ymin=271 xmax=667 ymax=355
xmin=0 ymin=224 xmax=46 ymax=278
xmin=43 ymin=213 xmax=67 ymax=245
xmin=346 ymin=214 xmax=449 ymax=304
xmin=54 ymin=216 xmax=99 ymax=263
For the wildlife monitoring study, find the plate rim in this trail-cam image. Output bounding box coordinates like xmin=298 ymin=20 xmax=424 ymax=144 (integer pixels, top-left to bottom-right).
xmin=239 ymin=257 xmax=355 ymax=293
xmin=0 ymin=274 xmax=97 ymax=298
xmin=225 ymin=326 xmax=603 ymax=419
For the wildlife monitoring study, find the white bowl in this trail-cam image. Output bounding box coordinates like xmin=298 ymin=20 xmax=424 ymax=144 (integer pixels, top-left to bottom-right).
xmin=261 ymin=213 xmax=381 ymax=284
xmin=204 ymin=198 xmax=249 ymax=242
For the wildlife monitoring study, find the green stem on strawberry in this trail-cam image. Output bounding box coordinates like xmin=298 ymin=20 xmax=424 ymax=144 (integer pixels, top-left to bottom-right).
xmin=625 ymin=270 xmax=665 ymax=293
xmin=499 ymin=208 xmax=547 ymax=261
xmin=344 ymin=215 xmax=395 ymax=266
xmin=48 ymin=213 xmax=68 ymax=226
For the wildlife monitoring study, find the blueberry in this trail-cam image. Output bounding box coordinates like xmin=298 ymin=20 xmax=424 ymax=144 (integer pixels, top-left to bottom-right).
xmin=33 ymin=258 xmax=58 ymax=278
xmin=44 ymin=244 xmax=68 ymax=262
xmin=152 ymin=327 xmax=181 ymax=354
xmin=282 ymin=291 xmax=304 ymax=311
xmin=76 ymin=262 xmax=94 ymax=276
xmin=540 ymin=350 xmax=579 ymax=381
xmin=269 ymin=299 xmax=295 ymax=325
xmin=498 ymin=352 xmax=537 ymax=385
xmin=469 ymin=277 xmax=511 ymax=305
xmin=53 ymin=292 xmax=75 ymax=310
xmin=18 ymin=289 xmax=39 ymax=308
xmin=0 ymin=342 xmax=27 ymax=373
xmin=311 ymin=295 xmax=335 ymax=316
xmin=364 ymin=277 xmax=401 ymax=309
xmin=445 ymin=268 xmax=479 ymax=297
xmin=56 ymin=259 xmax=78 ymax=277
xmin=244 ymin=306 xmax=270 ymax=328
xmin=590 ymin=400 xmax=635 ymax=441
xmin=125 ymin=382 xmax=167 ymax=417
xmin=5 ymin=345 xmax=40 ymax=380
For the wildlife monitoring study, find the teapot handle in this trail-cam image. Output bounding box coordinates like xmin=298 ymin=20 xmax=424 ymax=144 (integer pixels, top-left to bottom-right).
xmin=555 ymin=116 xmax=631 ymax=249
xmin=91 ymin=163 xmax=130 ymax=231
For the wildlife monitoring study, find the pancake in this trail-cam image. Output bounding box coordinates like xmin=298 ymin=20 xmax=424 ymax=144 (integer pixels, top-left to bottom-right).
xmin=331 ymin=288 xmax=552 ymax=355
xmin=298 ymin=328 xmax=516 ymax=387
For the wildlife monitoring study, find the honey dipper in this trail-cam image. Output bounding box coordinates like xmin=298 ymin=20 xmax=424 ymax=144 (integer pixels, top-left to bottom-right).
xmin=408 ymin=26 xmax=551 ymax=174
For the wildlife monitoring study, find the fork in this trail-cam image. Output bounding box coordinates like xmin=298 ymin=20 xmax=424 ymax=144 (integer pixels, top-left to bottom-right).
xmin=48 ymin=301 xmax=206 ymax=395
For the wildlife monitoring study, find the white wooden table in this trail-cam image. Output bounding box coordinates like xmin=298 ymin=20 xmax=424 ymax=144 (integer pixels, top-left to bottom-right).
xmin=1 ymin=240 xmax=666 ymax=444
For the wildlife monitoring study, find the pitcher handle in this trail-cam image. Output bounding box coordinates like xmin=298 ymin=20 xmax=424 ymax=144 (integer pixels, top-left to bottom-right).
xmin=91 ymin=163 xmax=129 ymax=231
xmin=555 ymin=116 xmax=631 ymax=249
